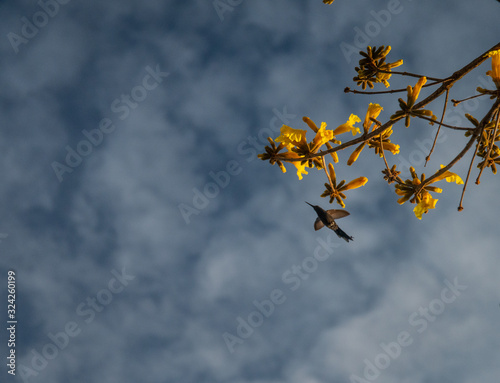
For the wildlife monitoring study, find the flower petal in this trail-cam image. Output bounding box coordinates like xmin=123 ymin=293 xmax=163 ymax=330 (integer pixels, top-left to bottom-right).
xmin=410 ymin=77 xmax=427 ymax=104
xmin=433 ymin=165 xmax=464 ymax=184
xmin=312 ymin=123 xmax=335 ymax=150
xmin=413 ymin=193 xmax=438 ymax=220
xmin=363 ymin=103 xmax=383 ymax=132
xmin=333 ymin=114 xmax=361 ymax=136
xmin=276 ymin=125 xmax=307 ymax=146
xmin=293 ymin=161 xmax=309 ymax=180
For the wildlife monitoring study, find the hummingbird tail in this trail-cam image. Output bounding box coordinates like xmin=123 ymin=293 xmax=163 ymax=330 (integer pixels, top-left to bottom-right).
xmin=334 ymin=227 xmax=354 ymax=242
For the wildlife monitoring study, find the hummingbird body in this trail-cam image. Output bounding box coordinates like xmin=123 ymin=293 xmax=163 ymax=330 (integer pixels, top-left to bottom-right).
xmin=305 ymin=202 xmax=353 ymax=242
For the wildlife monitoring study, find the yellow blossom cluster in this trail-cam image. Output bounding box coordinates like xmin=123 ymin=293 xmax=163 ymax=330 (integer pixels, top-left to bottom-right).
xmin=259 ymin=39 xmax=500 ymax=220
xmin=395 ymin=166 xmax=463 ymax=219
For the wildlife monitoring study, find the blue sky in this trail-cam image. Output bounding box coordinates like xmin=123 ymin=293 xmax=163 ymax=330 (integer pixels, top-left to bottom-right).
xmin=1 ymin=1 xmax=499 ymax=382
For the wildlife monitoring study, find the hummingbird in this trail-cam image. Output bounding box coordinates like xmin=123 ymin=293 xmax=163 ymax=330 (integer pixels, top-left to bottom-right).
xmin=305 ymin=202 xmax=353 ymax=242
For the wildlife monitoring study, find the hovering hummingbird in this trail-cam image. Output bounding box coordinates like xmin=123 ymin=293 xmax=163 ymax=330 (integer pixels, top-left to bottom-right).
xmin=305 ymin=202 xmax=354 ymax=242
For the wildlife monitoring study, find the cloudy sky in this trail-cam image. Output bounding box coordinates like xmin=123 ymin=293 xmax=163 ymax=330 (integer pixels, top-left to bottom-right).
xmin=1 ymin=1 xmax=499 ymax=382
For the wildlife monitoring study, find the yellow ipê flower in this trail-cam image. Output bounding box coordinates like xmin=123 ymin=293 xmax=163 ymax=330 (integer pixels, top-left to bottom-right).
xmin=279 ymin=148 xmax=311 ymax=180
xmin=347 ymin=142 xmax=366 ymax=166
xmin=311 ymin=122 xmax=335 ymax=151
xmin=363 ymin=103 xmax=383 ymax=132
xmin=413 ymin=192 xmax=438 ymax=220
xmin=346 ymin=103 xmax=397 ymax=166
xmin=257 ymin=137 xmax=287 ymax=173
xmin=394 ymin=166 xmax=443 ymax=208
xmin=391 ymin=76 xmax=436 ymax=127
xmin=395 ymin=187 xmax=412 ymax=205
xmin=275 ymin=125 xmax=307 ymax=146
xmin=342 ymin=177 xmax=368 ymax=191
xmin=354 ymin=46 xmax=403 ymax=89
xmin=394 ymin=165 xmax=461 ymax=219
xmin=303 ymin=116 xmax=340 ymax=163
xmin=408 ymin=76 xmax=427 ymax=106
xmin=486 ymin=49 xmax=500 ymax=89
xmin=333 ymin=114 xmax=362 ymax=136
xmin=381 ymin=141 xmax=400 ymax=155
xmin=293 ymin=161 xmax=310 ymax=180
xmin=433 ymin=165 xmax=464 ymax=184
xmin=320 ymin=163 xmax=368 ymax=207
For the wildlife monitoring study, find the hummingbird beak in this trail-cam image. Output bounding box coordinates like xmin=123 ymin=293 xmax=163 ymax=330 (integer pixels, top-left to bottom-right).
xmin=305 ymin=201 xmax=314 ymax=208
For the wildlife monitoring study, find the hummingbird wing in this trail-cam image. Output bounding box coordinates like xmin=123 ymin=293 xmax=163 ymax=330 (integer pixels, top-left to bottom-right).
xmin=314 ymin=210 xmax=350 ymax=230
xmin=326 ymin=209 xmax=350 ymax=219
xmin=314 ymin=218 xmax=324 ymax=231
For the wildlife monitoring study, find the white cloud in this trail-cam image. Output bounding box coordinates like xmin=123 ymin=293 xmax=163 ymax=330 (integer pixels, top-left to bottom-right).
xmin=3 ymin=1 xmax=500 ymax=382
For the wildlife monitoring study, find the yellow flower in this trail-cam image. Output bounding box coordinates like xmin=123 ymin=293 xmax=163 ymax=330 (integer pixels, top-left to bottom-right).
xmin=258 ymin=137 xmax=287 ymax=173
xmin=278 ymin=162 xmax=286 ymax=173
xmin=486 ymin=49 xmax=500 ymax=89
xmin=363 ymin=103 xmax=383 ymax=132
xmin=377 ymin=62 xmax=403 ymax=87
xmin=320 ymin=163 xmax=368 ymax=207
xmin=408 ymin=77 xmax=427 ymax=105
xmin=280 ymin=149 xmax=310 ymax=180
xmin=381 ymin=141 xmax=400 ymax=155
xmin=347 ymin=142 xmax=366 ymax=166
xmin=395 ymin=187 xmax=412 ymax=205
xmin=333 ymin=114 xmax=362 ymax=136
xmin=413 ymin=192 xmax=438 ymax=220
xmin=391 ymin=76 xmax=436 ymax=127
xmin=293 ymin=161 xmax=310 ymax=180
xmin=303 ymin=116 xmax=340 ymax=163
xmin=302 ymin=116 xmax=319 ymax=132
xmin=311 ymin=122 xmax=335 ymax=151
xmin=354 ymin=46 xmax=403 ymax=89
xmin=433 ymin=165 xmax=464 ymax=184
xmin=275 ymin=125 xmax=307 ymax=146
xmin=394 ymin=166 xmax=451 ymax=219
xmin=341 ymin=177 xmax=368 ymax=191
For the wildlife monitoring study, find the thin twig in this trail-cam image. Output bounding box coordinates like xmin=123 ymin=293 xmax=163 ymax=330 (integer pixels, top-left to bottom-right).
xmin=345 ymin=87 xmax=408 ymax=95
xmin=425 ymin=89 xmax=450 ymax=166
xmin=345 ymin=80 xmax=441 ymax=96
xmin=376 ymin=69 xmax=444 ymax=82
xmin=451 ymin=93 xmax=486 ymax=106
xmin=417 ymin=114 xmax=472 ymax=131
xmin=321 ymin=156 xmax=335 ymax=191
xmin=378 ymin=125 xmax=391 ymax=173
xmin=458 ymin=141 xmax=479 ymax=212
